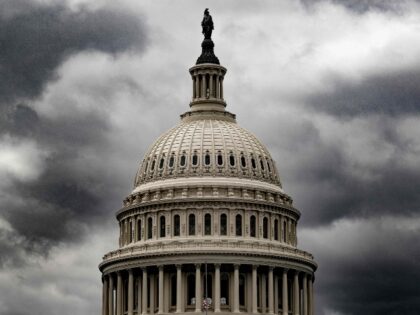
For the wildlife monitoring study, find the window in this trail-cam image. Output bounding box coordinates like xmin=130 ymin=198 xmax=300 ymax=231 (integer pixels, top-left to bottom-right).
xmin=189 ymin=214 xmax=196 ymax=235
xmin=217 ymin=153 xmax=223 ymax=166
xmin=169 ymin=155 xmax=175 ymax=168
xmin=129 ymin=221 xmax=133 ymax=243
xmin=251 ymin=157 xmax=256 ymax=169
xmin=144 ymin=161 xmax=149 ymax=173
xmin=159 ymin=157 xmax=165 ymax=169
xmin=220 ymin=214 xmax=227 ymax=236
xmin=160 ymin=216 xmax=166 ymax=237
xmin=229 ymin=155 xmax=235 ymax=166
xmin=260 ymin=158 xmax=265 ymax=170
xmin=283 ymin=221 xmax=287 ymax=242
xmin=147 ymin=217 xmax=153 ymax=239
xmin=221 ymin=273 xmax=229 ymax=305
xmin=192 ymin=153 xmax=198 ymax=166
xmin=263 ymin=217 xmax=268 ymax=239
xmin=204 ymin=213 xmax=211 ymax=235
xmin=236 ymin=214 xmax=242 ymax=236
xmin=241 ymin=155 xmax=246 ymax=167
xmin=266 ymin=159 xmax=271 ymax=172
xmin=274 ymin=219 xmax=279 ymax=241
xmin=180 ymin=155 xmax=186 ymax=167
xmin=170 ymin=275 xmax=177 ymax=306
xmin=137 ymin=219 xmax=142 ymax=241
xmin=205 ymin=153 xmax=211 ymax=166
xmin=151 ymin=159 xmax=156 ymax=171
xmin=250 ymin=215 xmax=256 ymax=237
xmin=187 ymin=274 xmax=196 ymax=305
xmin=239 ymin=274 xmax=246 ymax=306
xmin=174 ymin=215 xmax=180 ymax=236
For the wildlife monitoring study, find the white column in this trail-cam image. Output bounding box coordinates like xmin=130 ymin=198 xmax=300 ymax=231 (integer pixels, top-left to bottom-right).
xmin=261 ymin=274 xmax=267 ymax=313
xmin=117 ymin=272 xmax=122 ymax=315
xmin=216 ymin=75 xmax=220 ymax=98
xmin=128 ymin=270 xmax=134 ymax=315
xmin=268 ymin=267 xmax=274 ymax=314
xmin=214 ymin=264 xmax=221 ymax=313
xmin=209 ymin=74 xmax=213 ymax=98
xmin=309 ymin=276 xmax=314 ymax=315
xmin=176 ymin=265 xmax=182 ymax=313
xmin=142 ymin=268 xmax=148 ymax=315
xmin=303 ymin=274 xmax=308 ymax=315
xmin=274 ymin=275 xmax=279 ymax=315
xmin=282 ymin=269 xmax=288 ymax=315
xmin=150 ymin=274 xmax=155 ymax=314
xmin=159 ymin=266 xmax=164 ymax=314
xmin=109 ymin=275 xmax=114 ymax=315
xmin=195 ymin=75 xmax=200 ymax=99
xmin=195 ymin=264 xmax=202 ymax=312
xmin=103 ymin=276 xmax=109 ymax=315
xmin=201 ymin=75 xmax=205 ymax=99
xmin=252 ymin=265 xmax=258 ymax=314
xmin=233 ymin=264 xmax=240 ymax=313
xmin=137 ymin=275 xmax=142 ymax=315
xmin=293 ymin=272 xmax=299 ymax=315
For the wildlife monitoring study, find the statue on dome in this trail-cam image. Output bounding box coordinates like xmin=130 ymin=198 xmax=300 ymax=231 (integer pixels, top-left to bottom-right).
xmin=201 ymin=8 xmax=214 ymax=39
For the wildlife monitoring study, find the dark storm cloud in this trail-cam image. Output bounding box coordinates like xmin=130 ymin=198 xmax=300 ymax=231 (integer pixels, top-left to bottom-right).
xmin=0 ymin=1 xmax=147 ymax=266
xmin=310 ymin=218 xmax=420 ymax=315
xmin=0 ymin=0 xmax=146 ymax=104
xmin=304 ymin=70 xmax=420 ymax=117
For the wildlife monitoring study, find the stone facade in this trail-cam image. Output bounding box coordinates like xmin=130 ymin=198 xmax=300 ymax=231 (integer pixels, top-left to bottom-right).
xmin=99 ymin=18 xmax=317 ymax=315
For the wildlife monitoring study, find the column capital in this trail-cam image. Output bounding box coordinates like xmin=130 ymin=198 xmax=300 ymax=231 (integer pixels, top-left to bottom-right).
xmin=268 ymin=266 xmax=274 ymax=271
xmin=282 ymin=268 xmax=289 ymax=274
xmin=294 ymin=270 xmax=300 ymax=276
xmin=128 ymin=269 xmax=133 ymax=275
xmin=158 ymin=265 xmax=164 ymax=271
xmin=252 ymin=264 xmax=259 ymax=270
xmin=141 ymin=267 xmax=147 ymax=272
xmin=214 ymin=263 xmax=221 ymax=269
xmin=234 ymin=263 xmax=240 ymax=269
xmin=176 ymin=264 xmax=182 ymax=269
xmin=195 ymin=263 xmax=201 ymax=269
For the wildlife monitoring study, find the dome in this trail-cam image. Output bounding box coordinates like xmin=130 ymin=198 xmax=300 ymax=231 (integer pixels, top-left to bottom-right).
xmin=134 ymin=118 xmax=282 ymax=188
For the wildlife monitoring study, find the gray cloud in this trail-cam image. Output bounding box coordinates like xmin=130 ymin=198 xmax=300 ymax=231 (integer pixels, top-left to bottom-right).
xmin=301 ymin=0 xmax=415 ymax=13
xmin=0 ymin=0 xmax=146 ymax=104
xmin=0 ymin=0 xmax=147 ymax=266
xmin=304 ymin=70 xmax=420 ymax=117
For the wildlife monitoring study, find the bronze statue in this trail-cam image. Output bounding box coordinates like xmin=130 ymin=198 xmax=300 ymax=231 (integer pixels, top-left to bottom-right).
xmin=201 ymin=8 xmax=214 ymax=39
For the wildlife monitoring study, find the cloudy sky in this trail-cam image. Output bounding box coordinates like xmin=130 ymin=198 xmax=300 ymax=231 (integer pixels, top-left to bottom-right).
xmin=1 ymin=0 xmax=420 ymax=314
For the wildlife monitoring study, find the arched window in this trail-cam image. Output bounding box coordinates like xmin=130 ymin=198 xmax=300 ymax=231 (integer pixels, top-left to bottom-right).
xmin=241 ymin=155 xmax=246 ymax=167
xmin=129 ymin=221 xmax=133 ymax=243
xmin=229 ymin=155 xmax=235 ymax=166
xmin=144 ymin=161 xmax=149 ymax=173
xmin=263 ymin=217 xmax=268 ymax=239
xmin=180 ymin=154 xmax=186 ymax=167
xmin=192 ymin=153 xmax=198 ymax=166
xmin=250 ymin=215 xmax=256 ymax=237
xmin=151 ymin=159 xmax=156 ymax=171
xmin=204 ymin=152 xmax=211 ymax=166
xmin=137 ymin=219 xmax=142 ymax=241
xmin=274 ymin=219 xmax=279 ymax=241
xmin=236 ymin=214 xmax=242 ymax=236
xmin=260 ymin=157 xmax=265 ymax=171
xmin=266 ymin=159 xmax=271 ymax=172
xmin=251 ymin=157 xmax=256 ymax=169
xmin=159 ymin=157 xmax=165 ymax=169
xmin=174 ymin=215 xmax=180 ymax=236
xmin=189 ymin=214 xmax=196 ymax=236
xmin=220 ymin=213 xmax=227 ymax=236
xmin=147 ymin=217 xmax=153 ymax=239
xmin=204 ymin=213 xmax=211 ymax=235
xmin=217 ymin=153 xmax=223 ymax=166
xmin=283 ymin=221 xmax=287 ymax=242
xmin=160 ymin=216 xmax=166 ymax=237
xmin=169 ymin=155 xmax=175 ymax=168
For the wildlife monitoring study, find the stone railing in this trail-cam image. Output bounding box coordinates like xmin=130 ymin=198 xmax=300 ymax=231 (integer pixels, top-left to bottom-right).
xmin=103 ymin=238 xmax=314 ymax=262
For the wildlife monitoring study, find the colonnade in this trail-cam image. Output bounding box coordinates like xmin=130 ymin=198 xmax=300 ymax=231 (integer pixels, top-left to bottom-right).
xmin=102 ymin=263 xmax=314 ymax=315
xmin=191 ymin=72 xmax=224 ymax=100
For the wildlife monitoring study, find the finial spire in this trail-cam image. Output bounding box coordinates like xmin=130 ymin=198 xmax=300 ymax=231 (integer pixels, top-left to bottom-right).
xmin=196 ymin=8 xmax=220 ymax=64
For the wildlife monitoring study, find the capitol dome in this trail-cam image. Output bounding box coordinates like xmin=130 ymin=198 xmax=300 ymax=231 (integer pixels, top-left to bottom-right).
xmin=100 ymin=10 xmax=316 ymax=315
